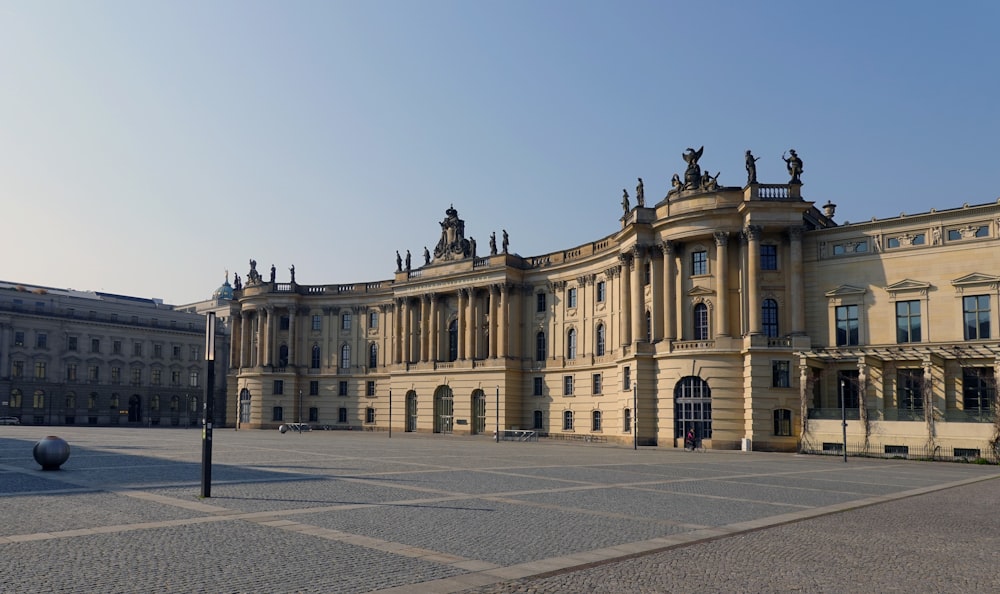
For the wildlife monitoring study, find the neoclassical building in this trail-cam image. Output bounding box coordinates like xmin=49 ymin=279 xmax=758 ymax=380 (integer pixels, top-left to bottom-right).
xmin=228 ymin=148 xmax=1000 ymax=457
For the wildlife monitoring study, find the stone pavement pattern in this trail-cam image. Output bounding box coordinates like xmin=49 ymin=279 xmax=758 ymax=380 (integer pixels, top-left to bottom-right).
xmin=1 ymin=427 xmax=997 ymax=593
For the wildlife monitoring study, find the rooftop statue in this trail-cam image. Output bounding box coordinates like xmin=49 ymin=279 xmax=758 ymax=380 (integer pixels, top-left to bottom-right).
xmin=783 ymin=149 xmax=803 ymax=184
xmin=745 ymin=150 xmax=760 ymax=184
xmin=433 ymin=205 xmax=472 ymax=261
xmin=682 ymin=146 xmax=704 ymax=188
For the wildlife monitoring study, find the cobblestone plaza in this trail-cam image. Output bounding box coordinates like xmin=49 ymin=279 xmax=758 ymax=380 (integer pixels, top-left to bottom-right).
xmin=1 ymin=427 xmax=998 ymax=593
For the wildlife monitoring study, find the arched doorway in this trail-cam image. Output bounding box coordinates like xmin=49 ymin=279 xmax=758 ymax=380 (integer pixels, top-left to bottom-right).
xmin=674 ymin=376 xmax=711 ymax=440
xmin=128 ymin=395 xmax=142 ymax=423
xmin=239 ymin=388 xmax=252 ymax=425
xmin=433 ymin=386 xmax=454 ymax=434
xmin=405 ymin=391 xmax=417 ymax=432
xmin=471 ymin=390 xmax=486 ymax=435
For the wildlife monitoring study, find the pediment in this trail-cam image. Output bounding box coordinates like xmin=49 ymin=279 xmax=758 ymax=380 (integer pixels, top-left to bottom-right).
xmin=951 ymin=273 xmax=1000 ymax=288
xmin=688 ymin=285 xmax=715 ymax=297
xmin=824 ymin=284 xmax=867 ymax=297
xmin=884 ymin=279 xmax=932 ymax=293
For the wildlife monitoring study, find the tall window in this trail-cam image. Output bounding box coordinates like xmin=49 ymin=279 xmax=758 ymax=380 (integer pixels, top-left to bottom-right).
xmin=189 ymin=370 xmax=199 ymax=387
xmin=12 ymin=360 xmax=24 ymax=378
xmin=369 ymin=310 xmax=378 ymax=329
xmin=962 ymin=368 xmax=995 ymax=415
xmin=835 ymin=305 xmax=859 ymax=346
xmin=533 ymin=377 xmax=543 ymax=396
xmin=312 ymin=315 xmax=322 ymax=331
xmin=536 ymin=331 xmax=547 ymax=361
xmin=674 ymin=376 xmax=711 ymax=439
xmin=151 ymin=368 xmax=161 ymax=385
xmin=533 ymin=410 xmax=543 ymax=429
xmin=596 ymin=324 xmax=606 ymax=356
xmin=596 ymin=280 xmax=606 ymax=303
xmin=273 ymin=380 xmax=284 ymax=395
xmin=563 ymin=375 xmax=574 ymax=395
xmin=592 ymin=373 xmax=602 ymax=395
xmin=68 ymin=336 xmax=78 ymax=351
xmin=311 ymin=345 xmax=321 ymax=369
xmin=898 ymin=369 xmax=924 ymax=414
xmin=341 ymin=312 xmax=351 ymax=330
xmin=963 ymin=295 xmax=991 ymax=340
xmin=592 ymin=410 xmax=602 ymax=431
xmin=773 ymin=409 xmax=792 ymax=436
xmin=837 ymin=370 xmax=860 ymax=408
xmin=536 ymin=292 xmax=547 ymax=312
xmin=567 ymin=287 xmax=577 ymax=308
xmin=365 ymin=407 xmax=375 ymax=423
xmin=623 ymin=366 xmax=631 ymax=391
xmin=91 ymin=338 xmax=100 ymax=353
xmin=309 ymin=380 xmax=319 ymax=396
xmin=366 ymin=381 xmax=376 ymax=396
xmin=309 ymin=407 xmax=319 ymax=422
xmin=692 ymin=250 xmax=707 ymax=275
xmin=448 ymin=321 xmax=458 ymax=361
xmin=623 ymin=408 xmax=632 ymax=432
xmin=36 ymin=333 xmax=48 ymax=348
xmin=369 ymin=343 xmax=378 ymax=368
xmin=34 ymin=362 xmax=46 ymax=380
xmin=896 ymin=300 xmax=921 ymax=343
xmin=762 ymin=299 xmax=779 ymax=338
xmin=772 ymin=360 xmax=790 ymax=387
xmin=66 ymin=364 xmax=78 ymax=381
xmin=340 ymin=344 xmax=351 ymax=369
xmin=338 ymin=407 xmax=348 ymax=422
xmin=272 ymin=406 xmax=283 ymax=421
xmin=694 ymin=303 xmax=709 ymax=340
xmin=760 ymin=245 xmax=778 ymax=270
xmin=566 ymin=328 xmax=577 ymax=359
xmin=645 ymin=311 xmax=651 ymax=342
xmin=562 ymin=411 xmax=574 ymax=430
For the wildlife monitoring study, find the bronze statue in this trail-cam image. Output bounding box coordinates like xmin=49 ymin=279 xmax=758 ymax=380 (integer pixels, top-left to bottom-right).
xmin=269 ymin=264 xmax=276 ymax=283
xmin=396 ymin=250 xmax=402 ymax=272
xmin=621 ymin=189 xmax=630 ymax=214
xmin=783 ymin=149 xmax=803 ymax=184
xmin=745 ymin=150 xmax=760 ymax=184
xmin=423 ymin=246 xmax=430 ymax=265
xmin=489 ymin=232 xmax=497 ymax=255
xmin=502 ymin=229 xmax=509 ymax=253
xmin=405 ymin=250 xmax=411 ymax=271
xmin=671 ymin=173 xmax=683 ymax=192
xmin=289 ymin=265 xmax=295 ymax=283
xmin=636 ymin=178 xmax=644 ymax=207
xmin=682 ymin=146 xmax=704 ymax=188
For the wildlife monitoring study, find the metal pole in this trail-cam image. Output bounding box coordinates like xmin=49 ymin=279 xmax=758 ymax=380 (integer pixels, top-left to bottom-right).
xmin=201 ymin=312 xmax=216 ymax=497
xmin=388 ymin=389 xmax=392 ymax=438
xmin=298 ymin=390 xmax=302 ymax=433
xmin=495 ymin=386 xmax=500 ymax=443
xmin=840 ymin=379 xmax=847 ymax=463
xmin=633 ymin=381 xmax=638 ymax=450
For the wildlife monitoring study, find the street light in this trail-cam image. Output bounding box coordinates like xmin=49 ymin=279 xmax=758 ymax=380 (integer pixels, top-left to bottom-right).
xmin=201 ymin=312 xmax=216 ymax=498
xmin=495 ymin=385 xmax=500 ymax=443
xmin=840 ymin=378 xmax=847 ymax=463
xmin=632 ymin=381 xmax=638 ymax=451
xmin=388 ymin=388 xmax=392 ymax=438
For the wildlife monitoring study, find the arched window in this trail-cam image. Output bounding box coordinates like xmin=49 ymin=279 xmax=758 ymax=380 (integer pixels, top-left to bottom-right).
xmin=170 ymin=395 xmax=180 ymax=412
xmin=694 ymin=303 xmax=709 ymax=340
xmin=674 ymin=376 xmax=712 ymax=439
xmin=448 ymin=320 xmax=458 ymax=361
xmin=563 ymin=410 xmax=574 ymax=430
xmin=369 ymin=343 xmax=378 ymax=369
xmin=536 ymin=331 xmax=547 ymax=361
xmin=65 ymin=392 xmax=76 ymax=408
xmin=762 ymin=299 xmax=779 ymax=338
xmin=592 ymin=410 xmax=602 ymax=431
xmin=595 ymin=323 xmax=606 ymax=356
xmin=340 ymin=344 xmax=351 ymax=370
xmin=33 ymin=390 xmax=44 ymax=409
xmin=10 ymin=388 xmax=22 ymax=408
xmin=566 ymin=328 xmax=577 ymax=360
xmin=151 ymin=395 xmax=160 ymax=412
xmin=88 ymin=392 xmax=98 ymax=410
xmin=311 ymin=344 xmax=321 ymax=369
xmin=110 ymin=394 xmax=119 ymax=409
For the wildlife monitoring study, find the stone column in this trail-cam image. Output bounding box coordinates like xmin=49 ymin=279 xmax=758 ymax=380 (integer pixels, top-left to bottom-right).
xmin=402 ymin=299 xmax=412 ymax=364
xmin=287 ymin=306 xmax=297 ymax=366
xmin=498 ymin=284 xmax=509 ymax=358
xmin=231 ymin=311 xmax=242 ymax=368
xmin=489 ymin=285 xmax=499 ymax=359
xmin=789 ymin=226 xmax=806 ymax=334
xmin=714 ymin=231 xmax=730 ymax=337
xmin=619 ymin=253 xmax=633 ymax=346
xmin=467 ymin=289 xmax=478 ymax=360
xmin=429 ymin=294 xmax=440 ymax=362
xmin=261 ymin=307 xmax=271 ymax=366
xmin=649 ymin=251 xmax=663 ymax=342
xmin=420 ymin=295 xmax=430 ymax=363
xmin=255 ymin=309 xmax=265 ymax=367
xmin=241 ymin=310 xmax=252 ymax=368
xmin=456 ymin=289 xmax=467 ymax=360
xmin=394 ymin=299 xmax=403 ymax=364
xmin=630 ymin=246 xmax=644 ymax=344
xmin=661 ymin=241 xmax=676 ymax=340
xmin=745 ymin=225 xmax=762 ymax=335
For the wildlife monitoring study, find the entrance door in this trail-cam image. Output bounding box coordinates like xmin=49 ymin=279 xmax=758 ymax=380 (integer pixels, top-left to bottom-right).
xmin=239 ymin=389 xmax=252 ymax=424
xmin=128 ymin=395 xmax=142 ymax=423
xmin=471 ymin=391 xmax=486 ymax=435
xmin=405 ymin=391 xmax=417 ymax=432
xmin=433 ymin=386 xmax=453 ymax=434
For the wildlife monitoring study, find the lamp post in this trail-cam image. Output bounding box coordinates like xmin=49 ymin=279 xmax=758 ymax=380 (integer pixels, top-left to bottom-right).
xmin=495 ymin=385 xmax=500 ymax=443
xmin=388 ymin=389 xmax=392 ymax=438
xmin=297 ymin=389 xmax=302 ymax=430
xmin=632 ymin=381 xmax=638 ymax=451
xmin=840 ymin=378 xmax=847 ymax=463
xmin=201 ymin=312 xmax=216 ymax=498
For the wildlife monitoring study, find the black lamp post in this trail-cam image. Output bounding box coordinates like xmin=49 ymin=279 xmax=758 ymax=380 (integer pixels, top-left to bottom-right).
xmin=201 ymin=312 xmax=217 ymax=497
xmin=633 ymin=381 xmax=638 ymax=451
xmin=495 ymin=385 xmax=500 ymax=443
xmin=840 ymin=378 xmax=848 ymax=463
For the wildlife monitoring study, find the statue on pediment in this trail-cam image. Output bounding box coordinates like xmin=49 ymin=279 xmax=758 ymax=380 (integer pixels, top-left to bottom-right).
xmin=433 ymin=205 xmax=472 ymax=261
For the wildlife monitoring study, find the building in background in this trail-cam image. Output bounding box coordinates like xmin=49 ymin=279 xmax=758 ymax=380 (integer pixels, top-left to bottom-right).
xmin=219 ymin=147 xmax=996 ymax=458
xmin=0 ymin=279 xmax=229 ymax=427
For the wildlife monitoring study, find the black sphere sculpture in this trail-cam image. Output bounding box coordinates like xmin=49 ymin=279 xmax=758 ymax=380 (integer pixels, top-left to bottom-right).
xmin=33 ymin=435 xmax=71 ymax=471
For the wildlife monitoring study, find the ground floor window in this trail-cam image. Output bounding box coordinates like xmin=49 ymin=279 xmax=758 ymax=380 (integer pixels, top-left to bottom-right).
xmin=674 ymin=376 xmax=711 ymax=439
xmin=773 ymin=409 xmax=792 ymax=436
xmin=272 ymin=406 xmax=283 ymax=421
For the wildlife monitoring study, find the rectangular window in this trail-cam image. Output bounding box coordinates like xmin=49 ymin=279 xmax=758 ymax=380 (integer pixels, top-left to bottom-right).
xmin=338 ymin=381 xmax=348 ymax=396
xmin=280 ymin=316 xmax=290 ymax=330
xmin=67 ymin=336 xmax=78 ymax=351
xmin=592 ymin=373 xmax=602 ymax=395
xmin=692 ymin=250 xmax=707 ymax=275
xmin=309 ymin=380 xmax=319 ymax=396
xmin=338 ymin=407 xmax=348 ymax=423
xmin=14 ymin=331 xmax=24 ymax=346
xmin=153 ymin=344 xmax=163 ymax=358
xmin=151 ymin=368 xmax=161 ymax=385
xmin=12 ymin=360 xmax=24 ymax=378
xmin=91 ymin=338 xmax=100 ymax=353
xmin=312 ymin=315 xmax=322 ymax=331
xmin=88 ymin=365 xmax=99 ymax=382
xmin=760 ymin=245 xmax=778 ymax=270
xmin=962 ymin=368 xmax=995 ymax=415
xmin=365 ymin=407 xmax=375 ymax=423
xmin=308 ymin=407 xmax=319 ymax=422
xmin=35 ymin=362 xmax=46 ymax=379
xmin=567 ymin=287 xmax=577 ymax=308
xmin=623 ymin=366 xmax=631 ymax=391
xmin=171 ymin=370 xmax=180 ymax=386
xmin=113 ymin=340 xmax=122 ymax=355
xmin=272 ymin=406 xmax=283 ymax=421
xmin=369 ymin=311 xmax=378 ymax=329
xmin=773 ymin=409 xmax=792 ymax=436
xmin=563 ymin=375 xmax=574 ymax=396
xmin=190 ymin=346 xmax=200 ymax=360
xmin=341 ymin=312 xmax=351 ymax=330
xmin=273 ymin=380 xmax=284 ymax=395
xmin=835 ymin=305 xmax=859 ymax=346
xmin=66 ymin=364 xmax=78 ymax=381
xmin=172 ymin=345 xmax=181 ymax=359
xmin=111 ymin=367 xmax=121 ymax=384
xmin=533 ymin=377 xmax=543 ymax=396
xmin=897 ymin=369 xmax=924 ymax=413
xmin=963 ymin=295 xmax=991 ymax=340
xmin=772 ymin=361 xmax=790 ymax=388
xmin=36 ymin=333 xmax=47 ymax=348
xmin=190 ymin=371 xmax=200 ymax=387
xmin=133 ymin=342 xmax=143 ymax=357
xmin=536 ymin=292 xmax=547 ymax=312
xmin=837 ymin=370 xmax=860 ymax=409
xmin=896 ymin=300 xmax=921 ymax=343
xmin=366 ymin=380 xmax=376 ymax=396
xmin=131 ymin=368 xmax=142 ymax=385
xmin=596 ymin=280 xmax=606 ymax=303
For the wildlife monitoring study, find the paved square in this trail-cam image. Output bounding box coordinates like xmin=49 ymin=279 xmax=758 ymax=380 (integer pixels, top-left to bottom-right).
xmin=1 ymin=427 xmax=997 ymax=593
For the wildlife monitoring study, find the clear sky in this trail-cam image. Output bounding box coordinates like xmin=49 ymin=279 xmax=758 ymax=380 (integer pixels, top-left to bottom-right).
xmin=2 ymin=1 xmax=999 ymax=305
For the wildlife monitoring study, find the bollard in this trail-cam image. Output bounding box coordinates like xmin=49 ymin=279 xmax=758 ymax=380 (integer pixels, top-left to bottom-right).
xmin=33 ymin=436 xmax=71 ymax=471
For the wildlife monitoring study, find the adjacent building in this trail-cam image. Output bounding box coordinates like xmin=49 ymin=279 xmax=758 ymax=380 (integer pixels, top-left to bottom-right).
xmin=0 ymin=280 xmax=229 ymax=427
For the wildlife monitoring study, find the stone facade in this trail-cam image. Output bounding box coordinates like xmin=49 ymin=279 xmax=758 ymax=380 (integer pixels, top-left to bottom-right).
xmin=0 ymin=281 xmax=229 ymax=427
xmin=227 ymin=159 xmax=1000 ymax=456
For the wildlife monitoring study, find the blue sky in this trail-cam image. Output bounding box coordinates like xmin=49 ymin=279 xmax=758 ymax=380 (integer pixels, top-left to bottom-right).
xmin=2 ymin=1 xmax=999 ymax=305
